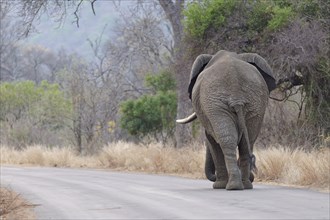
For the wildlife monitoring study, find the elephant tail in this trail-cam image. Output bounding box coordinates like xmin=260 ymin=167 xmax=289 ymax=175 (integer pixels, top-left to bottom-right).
xmin=176 ymin=112 xmax=197 ymax=124
xmin=234 ymin=105 xmax=257 ymax=173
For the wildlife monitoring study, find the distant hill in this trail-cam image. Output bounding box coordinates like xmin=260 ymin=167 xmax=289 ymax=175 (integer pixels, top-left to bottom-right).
xmin=24 ymin=1 xmax=126 ymax=60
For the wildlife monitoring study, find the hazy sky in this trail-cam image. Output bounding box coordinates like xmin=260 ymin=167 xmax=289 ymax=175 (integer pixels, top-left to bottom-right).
xmin=25 ymin=1 xmax=123 ymax=60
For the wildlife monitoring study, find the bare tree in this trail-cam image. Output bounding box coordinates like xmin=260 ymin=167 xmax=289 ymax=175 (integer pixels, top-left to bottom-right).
xmin=101 ymin=3 xmax=174 ymax=97
xmin=56 ymin=39 xmax=127 ymax=154
xmin=115 ymin=4 xmax=173 ymax=67
xmin=13 ymin=0 xmax=192 ymax=147
xmin=263 ymin=18 xmax=330 ymax=141
xmin=0 ymin=2 xmax=25 ymax=81
xmin=20 ymin=45 xmax=56 ymax=83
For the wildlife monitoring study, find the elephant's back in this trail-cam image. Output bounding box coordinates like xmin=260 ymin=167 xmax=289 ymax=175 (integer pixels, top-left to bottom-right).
xmin=193 ymin=56 xmax=268 ymax=116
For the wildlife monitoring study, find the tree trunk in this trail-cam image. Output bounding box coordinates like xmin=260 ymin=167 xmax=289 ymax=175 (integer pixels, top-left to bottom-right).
xmin=159 ymin=0 xmax=192 ymax=147
xmin=74 ymin=114 xmax=82 ymax=154
xmin=174 ymin=55 xmax=193 ymax=147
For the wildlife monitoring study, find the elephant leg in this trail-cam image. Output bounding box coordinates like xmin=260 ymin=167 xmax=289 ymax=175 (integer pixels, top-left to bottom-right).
xmin=204 ymin=138 xmax=216 ymax=182
xmin=238 ymin=134 xmax=253 ymax=189
xmin=238 ymin=116 xmax=262 ymax=189
xmin=238 ymin=151 xmax=253 ymax=189
xmin=211 ymin=116 xmax=243 ymax=190
xmin=205 ymin=131 xmax=228 ymax=188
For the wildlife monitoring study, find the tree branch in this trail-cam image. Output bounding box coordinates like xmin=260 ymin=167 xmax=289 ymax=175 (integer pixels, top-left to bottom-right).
xmin=73 ymin=0 xmax=84 ymax=28
xmin=91 ymin=0 xmax=97 ymax=15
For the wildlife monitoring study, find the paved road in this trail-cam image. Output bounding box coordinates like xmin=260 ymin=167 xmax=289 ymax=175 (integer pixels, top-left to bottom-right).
xmin=1 ymin=166 xmax=329 ymax=219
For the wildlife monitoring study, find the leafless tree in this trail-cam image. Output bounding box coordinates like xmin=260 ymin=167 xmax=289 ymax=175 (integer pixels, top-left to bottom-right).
xmin=12 ymin=0 xmax=193 ymax=147
xmin=0 ymin=2 xmax=25 ymax=81
xmin=55 ymin=39 xmax=127 ymax=153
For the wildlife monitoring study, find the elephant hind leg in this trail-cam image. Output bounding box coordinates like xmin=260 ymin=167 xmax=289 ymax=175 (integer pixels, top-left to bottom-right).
xmin=238 ymin=155 xmax=253 ymax=189
xmin=211 ymin=117 xmax=243 ymax=190
xmin=205 ymin=131 xmax=227 ymax=189
xmin=238 ymin=134 xmax=253 ymax=189
xmin=238 ymin=116 xmax=262 ymax=189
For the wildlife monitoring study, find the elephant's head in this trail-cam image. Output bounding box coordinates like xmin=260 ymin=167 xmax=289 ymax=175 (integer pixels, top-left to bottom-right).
xmin=187 ymin=51 xmax=276 ymax=100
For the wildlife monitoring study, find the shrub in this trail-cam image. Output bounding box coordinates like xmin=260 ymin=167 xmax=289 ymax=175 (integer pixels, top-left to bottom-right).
xmin=267 ymin=5 xmax=294 ymax=31
xmin=120 ymin=71 xmax=177 ymax=143
xmin=247 ymin=1 xmax=294 ymax=32
xmin=247 ymin=1 xmax=273 ymax=33
xmin=183 ymin=0 xmax=237 ymax=38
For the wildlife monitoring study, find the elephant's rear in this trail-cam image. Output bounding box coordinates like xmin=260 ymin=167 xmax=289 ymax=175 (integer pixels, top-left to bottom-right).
xmin=190 ymin=52 xmax=271 ymax=190
xmin=199 ymin=57 xmax=266 ymax=103
xmin=192 ymin=56 xmax=268 ymax=127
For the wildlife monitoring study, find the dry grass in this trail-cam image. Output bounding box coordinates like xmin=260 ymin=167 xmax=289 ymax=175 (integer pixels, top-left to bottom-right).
xmin=255 ymin=146 xmax=330 ymax=190
xmin=1 ymin=142 xmax=329 ymax=190
xmin=97 ymin=142 xmax=204 ymax=178
xmin=0 ymin=187 xmax=36 ymax=220
xmin=0 ymin=145 xmax=98 ymax=168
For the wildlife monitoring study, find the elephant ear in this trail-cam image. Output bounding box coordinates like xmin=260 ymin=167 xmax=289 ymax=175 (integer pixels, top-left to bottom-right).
xmin=239 ymin=53 xmax=276 ymax=92
xmin=188 ymin=54 xmax=213 ymax=99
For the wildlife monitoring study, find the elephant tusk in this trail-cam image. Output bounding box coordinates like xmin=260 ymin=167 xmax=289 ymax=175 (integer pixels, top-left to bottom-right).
xmin=176 ymin=112 xmax=197 ymax=124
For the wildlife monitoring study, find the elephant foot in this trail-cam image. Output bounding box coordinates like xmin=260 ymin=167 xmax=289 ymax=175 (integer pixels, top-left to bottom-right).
xmin=213 ymin=180 xmax=227 ymax=189
xmin=242 ymin=180 xmax=253 ymax=189
xmin=225 ymin=175 xmax=244 ymax=190
xmin=226 ymin=181 xmax=244 ymax=190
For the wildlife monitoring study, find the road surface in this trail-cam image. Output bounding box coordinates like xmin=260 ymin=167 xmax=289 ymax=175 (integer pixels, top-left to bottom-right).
xmin=1 ymin=166 xmax=329 ymax=219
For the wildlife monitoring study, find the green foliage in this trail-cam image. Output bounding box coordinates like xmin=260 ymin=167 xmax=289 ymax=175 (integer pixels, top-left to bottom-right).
xmin=267 ymin=5 xmax=294 ymax=31
xmin=0 ymin=81 xmax=71 ymax=126
xmin=294 ymin=0 xmax=328 ymax=19
xmin=183 ymin=0 xmax=237 ymax=38
xmin=120 ymin=92 xmax=177 ymax=136
xmin=247 ymin=1 xmax=273 ymax=33
xmin=247 ymin=1 xmax=294 ymax=32
xmin=0 ymin=81 xmax=72 ymax=147
xmin=120 ymin=72 xmax=177 ymax=142
xmin=145 ymin=70 xmax=176 ymax=93
xmin=183 ymin=0 xmax=295 ymax=38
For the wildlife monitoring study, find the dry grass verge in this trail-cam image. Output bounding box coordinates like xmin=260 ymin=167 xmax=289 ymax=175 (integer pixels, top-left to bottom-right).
xmin=255 ymin=146 xmax=330 ymax=190
xmin=0 ymin=187 xmax=36 ymax=220
xmin=1 ymin=142 xmax=329 ymax=191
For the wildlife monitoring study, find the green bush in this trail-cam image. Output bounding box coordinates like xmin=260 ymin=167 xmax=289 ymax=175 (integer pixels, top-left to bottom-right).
xmin=267 ymin=5 xmax=294 ymax=31
xmin=294 ymin=0 xmax=324 ymax=19
xmin=247 ymin=2 xmax=273 ymax=33
xmin=247 ymin=1 xmax=294 ymax=32
xmin=183 ymin=0 xmax=237 ymax=38
xmin=120 ymin=72 xmax=177 ymax=143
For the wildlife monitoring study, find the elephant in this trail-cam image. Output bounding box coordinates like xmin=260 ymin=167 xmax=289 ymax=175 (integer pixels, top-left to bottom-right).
xmin=177 ymin=50 xmax=276 ymax=190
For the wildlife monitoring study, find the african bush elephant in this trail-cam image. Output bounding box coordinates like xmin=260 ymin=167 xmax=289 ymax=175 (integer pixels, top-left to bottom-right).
xmin=177 ymin=50 xmax=276 ymax=190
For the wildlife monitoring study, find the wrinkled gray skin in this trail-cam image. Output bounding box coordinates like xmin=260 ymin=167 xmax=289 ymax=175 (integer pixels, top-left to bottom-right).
xmin=177 ymin=50 xmax=276 ymax=190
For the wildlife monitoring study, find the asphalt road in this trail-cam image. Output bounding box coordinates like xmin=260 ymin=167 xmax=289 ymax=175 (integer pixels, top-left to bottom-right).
xmin=1 ymin=166 xmax=329 ymax=219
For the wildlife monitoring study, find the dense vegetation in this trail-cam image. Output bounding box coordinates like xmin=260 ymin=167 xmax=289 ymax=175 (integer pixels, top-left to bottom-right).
xmin=0 ymin=0 xmax=329 ymax=152
xmin=183 ymin=0 xmax=329 ymax=147
xmin=0 ymin=81 xmax=71 ymax=148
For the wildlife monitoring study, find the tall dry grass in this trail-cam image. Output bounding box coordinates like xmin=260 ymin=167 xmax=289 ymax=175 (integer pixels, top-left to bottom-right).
xmin=255 ymin=146 xmax=330 ymax=189
xmin=1 ymin=142 xmax=329 ymax=190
